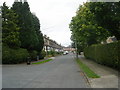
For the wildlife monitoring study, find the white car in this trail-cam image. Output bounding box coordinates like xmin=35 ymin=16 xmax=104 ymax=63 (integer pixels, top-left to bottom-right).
xmin=63 ymin=51 xmax=68 ymax=55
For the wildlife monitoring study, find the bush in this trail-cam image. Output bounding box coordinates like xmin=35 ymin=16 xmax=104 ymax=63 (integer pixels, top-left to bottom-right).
xmin=47 ymin=50 xmax=56 ymax=56
xmin=29 ymin=50 xmax=38 ymax=61
xmin=39 ymin=50 xmax=46 ymax=59
xmin=2 ymin=45 xmax=29 ymax=64
xmin=56 ymin=51 xmax=63 ymax=55
xmin=84 ymin=41 xmax=120 ymax=71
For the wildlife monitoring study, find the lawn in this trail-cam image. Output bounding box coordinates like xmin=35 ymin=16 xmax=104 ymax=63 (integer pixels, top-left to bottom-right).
xmin=32 ymin=59 xmax=52 ymax=64
xmin=76 ymin=59 xmax=100 ymax=78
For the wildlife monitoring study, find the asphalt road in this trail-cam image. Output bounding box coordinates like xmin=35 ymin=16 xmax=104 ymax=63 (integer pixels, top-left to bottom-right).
xmin=2 ymin=53 xmax=90 ymax=88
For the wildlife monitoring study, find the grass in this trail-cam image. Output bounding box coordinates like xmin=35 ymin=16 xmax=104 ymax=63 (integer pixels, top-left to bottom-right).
xmin=32 ymin=59 xmax=52 ymax=64
xmin=76 ymin=59 xmax=100 ymax=78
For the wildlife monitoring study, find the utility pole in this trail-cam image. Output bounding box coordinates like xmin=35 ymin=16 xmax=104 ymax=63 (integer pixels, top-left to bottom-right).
xmin=75 ymin=41 xmax=78 ymax=59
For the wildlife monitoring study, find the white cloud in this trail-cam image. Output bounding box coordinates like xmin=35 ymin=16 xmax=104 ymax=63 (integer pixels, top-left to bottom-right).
xmin=0 ymin=0 xmax=86 ymax=47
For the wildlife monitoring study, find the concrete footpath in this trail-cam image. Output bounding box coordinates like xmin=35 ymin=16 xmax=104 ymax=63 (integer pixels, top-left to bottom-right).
xmin=79 ymin=55 xmax=119 ymax=88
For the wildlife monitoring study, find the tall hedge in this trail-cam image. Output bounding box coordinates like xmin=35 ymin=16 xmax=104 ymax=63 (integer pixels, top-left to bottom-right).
xmin=2 ymin=45 xmax=29 ymax=64
xmin=84 ymin=41 xmax=120 ymax=71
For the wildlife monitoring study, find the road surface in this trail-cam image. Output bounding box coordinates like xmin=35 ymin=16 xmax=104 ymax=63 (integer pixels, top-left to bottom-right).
xmin=2 ymin=53 xmax=90 ymax=88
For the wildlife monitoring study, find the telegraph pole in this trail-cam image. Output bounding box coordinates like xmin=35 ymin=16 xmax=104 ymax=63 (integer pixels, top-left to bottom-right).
xmin=75 ymin=41 xmax=78 ymax=59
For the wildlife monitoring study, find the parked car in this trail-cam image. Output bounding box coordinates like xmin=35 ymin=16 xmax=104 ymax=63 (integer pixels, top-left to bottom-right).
xmin=63 ymin=51 xmax=68 ymax=55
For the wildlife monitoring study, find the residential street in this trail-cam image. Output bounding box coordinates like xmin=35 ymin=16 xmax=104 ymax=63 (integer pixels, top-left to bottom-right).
xmin=2 ymin=53 xmax=90 ymax=88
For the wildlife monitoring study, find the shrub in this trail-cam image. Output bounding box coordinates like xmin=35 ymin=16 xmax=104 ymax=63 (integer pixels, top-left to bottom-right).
xmin=29 ymin=50 xmax=38 ymax=61
xmin=84 ymin=41 xmax=120 ymax=71
xmin=56 ymin=51 xmax=63 ymax=55
xmin=56 ymin=52 xmax=59 ymax=54
xmin=47 ymin=50 xmax=56 ymax=56
xmin=2 ymin=45 xmax=29 ymax=64
xmin=39 ymin=50 xmax=46 ymax=59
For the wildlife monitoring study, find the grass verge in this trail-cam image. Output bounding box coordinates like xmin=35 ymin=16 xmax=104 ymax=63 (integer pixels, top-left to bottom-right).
xmin=76 ymin=59 xmax=100 ymax=78
xmin=32 ymin=59 xmax=52 ymax=64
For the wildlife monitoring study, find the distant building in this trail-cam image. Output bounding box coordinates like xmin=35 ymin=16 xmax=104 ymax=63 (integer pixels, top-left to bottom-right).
xmin=101 ymin=36 xmax=117 ymax=44
xmin=43 ymin=35 xmax=63 ymax=52
xmin=63 ymin=47 xmax=75 ymax=52
xmin=106 ymin=36 xmax=117 ymax=43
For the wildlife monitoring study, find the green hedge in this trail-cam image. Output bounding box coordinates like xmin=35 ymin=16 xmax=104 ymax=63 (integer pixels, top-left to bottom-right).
xmin=47 ymin=50 xmax=62 ymax=57
xmin=29 ymin=50 xmax=38 ymax=61
xmin=2 ymin=45 xmax=29 ymax=64
xmin=39 ymin=50 xmax=46 ymax=59
xmin=84 ymin=41 xmax=120 ymax=71
xmin=47 ymin=50 xmax=56 ymax=56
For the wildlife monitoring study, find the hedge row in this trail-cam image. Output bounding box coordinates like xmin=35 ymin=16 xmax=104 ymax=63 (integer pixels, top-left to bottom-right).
xmin=2 ymin=45 xmax=47 ymax=64
xmin=2 ymin=45 xmax=29 ymax=64
xmin=84 ymin=41 xmax=120 ymax=71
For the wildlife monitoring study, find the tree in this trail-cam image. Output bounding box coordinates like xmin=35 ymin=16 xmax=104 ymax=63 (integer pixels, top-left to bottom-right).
xmin=31 ymin=14 xmax=44 ymax=52
xmin=89 ymin=2 xmax=120 ymax=40
xmin=2 ymin=2 xmax=21 ymax=48
xmin=12 ymin=1 xmax=40 ymax=50
xmin=69 ymin=2 xmax=110 ymax=49
xmin=12 ymin=1 xmax=44 ymax=58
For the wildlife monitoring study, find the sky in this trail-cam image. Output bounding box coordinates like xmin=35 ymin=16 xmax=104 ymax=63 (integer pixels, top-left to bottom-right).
xmin=0 ymin=0 xmax=87 ymax=47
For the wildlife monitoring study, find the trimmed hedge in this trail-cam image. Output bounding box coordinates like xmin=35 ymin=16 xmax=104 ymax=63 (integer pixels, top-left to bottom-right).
xmin=84 ymin=41 xmax=120 ymax=71
xmin=2 ymin=45 xmax=29 ymax=64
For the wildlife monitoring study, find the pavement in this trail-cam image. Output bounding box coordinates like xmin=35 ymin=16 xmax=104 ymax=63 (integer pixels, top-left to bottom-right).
xmin=2 ymin=53 xmax=89 ymax=88
xmin=79 ymin=55 xmax=119 ymax=88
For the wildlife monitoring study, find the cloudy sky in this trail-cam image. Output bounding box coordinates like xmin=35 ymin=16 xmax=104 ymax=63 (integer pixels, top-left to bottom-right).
xmin=1 ymin=0 xmax=86 ymax=47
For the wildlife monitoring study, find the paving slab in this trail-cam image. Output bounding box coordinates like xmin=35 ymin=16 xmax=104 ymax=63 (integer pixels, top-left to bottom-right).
xmin=79 ymin=55 xmax=119 ymax=88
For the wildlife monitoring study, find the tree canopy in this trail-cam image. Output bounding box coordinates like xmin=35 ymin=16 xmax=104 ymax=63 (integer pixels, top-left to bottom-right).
xmin=2 ymin=1 xmax=44 ymax=56
xmin=70 ymin=2 xmax=119 ymax=52
xmin=89 ymin=2 xmax=120 ymax=40
xmin=70 ymin=3 xmax=110 ymax=52
xmin=2 ymin=2 xmax=21 ymax=48
xmin=12 ymin=1 xmax=44 ymax=52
